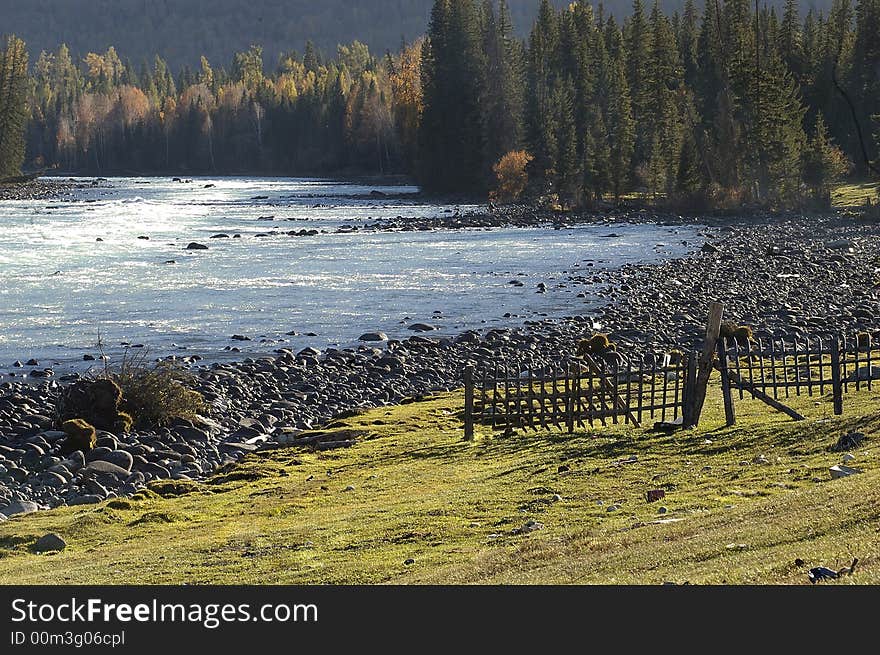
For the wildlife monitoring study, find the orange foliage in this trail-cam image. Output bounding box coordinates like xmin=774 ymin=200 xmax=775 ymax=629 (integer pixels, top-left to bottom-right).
xmin=492 ymin=150 xmax=533 ymax=202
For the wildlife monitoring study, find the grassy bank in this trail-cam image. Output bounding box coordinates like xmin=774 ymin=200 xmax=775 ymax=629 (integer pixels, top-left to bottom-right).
xmin=1 ymin=376 xmax=878 ymax=585
xmin=832 ymin=181 xmax=879 ymax=209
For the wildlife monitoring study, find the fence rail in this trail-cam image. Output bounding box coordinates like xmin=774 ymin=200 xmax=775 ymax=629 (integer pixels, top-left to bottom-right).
xmin=463 ymin=327 xmax=880 ymax=439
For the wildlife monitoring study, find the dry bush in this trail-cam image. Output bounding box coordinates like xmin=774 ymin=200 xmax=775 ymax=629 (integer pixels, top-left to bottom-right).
xmin=96 ymin=348 xmax=205 ymax=430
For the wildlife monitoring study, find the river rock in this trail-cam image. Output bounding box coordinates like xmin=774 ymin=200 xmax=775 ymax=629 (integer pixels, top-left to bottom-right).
xmin=1 ymin=500 xmax=39 ymax=517
xmin=359 ymin=332 xmax=388 ymax=342
xmin=407 ymin=323 xmax=437 ymax=332
xmin=94 ymin=450 xmax=133 ymax=472
xmin=82 ymin=460 xmax=132 ymax=478
xmin=186 ymin=242 xmax=208 ymax=250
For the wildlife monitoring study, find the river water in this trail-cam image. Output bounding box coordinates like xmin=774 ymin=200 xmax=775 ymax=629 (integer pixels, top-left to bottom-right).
xmin=0 ymin=176 xmax=702 ymax=375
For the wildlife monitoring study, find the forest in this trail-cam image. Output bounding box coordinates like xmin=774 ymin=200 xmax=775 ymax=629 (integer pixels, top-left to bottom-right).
xmin=0 ymin=0 xmax=878 ymax=209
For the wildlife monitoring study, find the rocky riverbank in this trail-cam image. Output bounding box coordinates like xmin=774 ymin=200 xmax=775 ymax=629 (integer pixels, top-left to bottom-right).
xmin=1 ymin=207 xmax=879 ymax=519
xmin=0 ymin=178 xmax=101 ymax=201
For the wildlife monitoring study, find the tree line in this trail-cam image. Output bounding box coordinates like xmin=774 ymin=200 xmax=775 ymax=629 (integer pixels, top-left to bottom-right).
xmin=420 ymin=0 xmax=880 ymax=207
xmin=2 ymin=0 xmax=879 ymax=209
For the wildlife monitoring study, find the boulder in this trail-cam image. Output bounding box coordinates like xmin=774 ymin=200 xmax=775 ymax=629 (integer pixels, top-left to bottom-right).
xmin=359 ymin=332 xmax=388 ymax=342
xmin=407 ymin=323 xmax=437 ymax=332
xmin=82 ymin=460 xmax=132 ymax=478
xmin=93 ymin=450 xmax=134 ymax=472
xmin=33 ymin=533 xmax=66 ymax=553
xmin=0 ymin=500 xmax=39 ymax=517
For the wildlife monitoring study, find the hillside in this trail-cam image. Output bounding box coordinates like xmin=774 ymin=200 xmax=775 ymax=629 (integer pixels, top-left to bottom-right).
xmin=1 ymin=374 xmax=877 ymax=585
xmin=0 ymin=0 xmax=830 ymax=70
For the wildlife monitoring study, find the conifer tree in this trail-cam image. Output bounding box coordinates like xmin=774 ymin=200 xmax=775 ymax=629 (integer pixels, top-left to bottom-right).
xmin=603 ymin=18 xmax=636 ymax=200
xmin=624 ymin=0 xmax=652 ymax=171
xmin=419 ymin=0 xmax=487 ymax=191
xmin=526 ymin=0 xmax=560 ymax=191
xmin=0 ymin=35 xmax=30 ymax=177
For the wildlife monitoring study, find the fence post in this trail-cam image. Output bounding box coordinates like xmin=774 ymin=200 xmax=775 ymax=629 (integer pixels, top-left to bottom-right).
xmin=566 ymin=363 xmax=575 ymax=434
xmin=682 ymin=349 xmax=698 ymax=425
xmin=717 ymin=339 xmax=737 ymax=426
xmin=830 ymin=336 xmax=843 ymax=416
xmin=685 ymin=302 xmax=725 ymax=428
xmin=464 ymin=365 xmax=475 ymax=441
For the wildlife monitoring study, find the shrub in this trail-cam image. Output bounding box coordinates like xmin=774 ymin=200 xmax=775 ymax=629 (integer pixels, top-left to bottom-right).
xmin=61 ymin=418 xmax=96 ymax=454
xmin=58 ymin=348 xmax=206 ymax=432
xmin=111 ymin=351 xmax=206 ymax=430
xmin=492 ymin=150 xmax=533 ymax=203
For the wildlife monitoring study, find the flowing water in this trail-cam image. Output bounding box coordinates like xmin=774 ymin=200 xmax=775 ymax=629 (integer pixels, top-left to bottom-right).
xmin=0 ymin=176 xmax=703 ymax=374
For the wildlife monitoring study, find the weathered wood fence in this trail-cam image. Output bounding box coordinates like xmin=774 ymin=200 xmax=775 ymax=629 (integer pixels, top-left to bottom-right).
xmin=462 ymin=351 xmax=696 ymax=438
xmin=716 ymin=331 xmax=878 ymax=425
xmin=463 ymin=317 xmax=879 ymax=439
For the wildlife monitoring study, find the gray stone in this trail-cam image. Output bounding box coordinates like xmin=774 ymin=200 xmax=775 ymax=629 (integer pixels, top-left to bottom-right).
xmin=0 ymin=500 xmax=39 ymax=517
xmin=82 ymin=460 xmax=131 ymax=478
xmin=359 ymin=332 xmax=388 ymax=342
xmin=94 ymin=450 xmax=133 ymax=472
xmin=407 ymin=323 xmax=437 ymax=332
xmin=33 ymin=533 xmax=66 ymax=553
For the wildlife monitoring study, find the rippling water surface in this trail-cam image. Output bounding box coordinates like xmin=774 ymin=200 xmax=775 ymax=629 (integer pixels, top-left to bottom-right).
xmin=0 ymin=176 xmax=703 ymax=373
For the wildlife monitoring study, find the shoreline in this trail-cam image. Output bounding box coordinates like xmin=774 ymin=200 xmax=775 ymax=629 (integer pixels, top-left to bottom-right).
xmin=1 ymin=188 xmax=880 ymax=518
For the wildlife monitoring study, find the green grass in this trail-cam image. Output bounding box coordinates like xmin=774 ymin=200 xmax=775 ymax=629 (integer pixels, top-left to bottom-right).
xmin=832 ymin=181 xmax=879 ymax=208
xmin=0 ymin=376 xmax=878 ymax=585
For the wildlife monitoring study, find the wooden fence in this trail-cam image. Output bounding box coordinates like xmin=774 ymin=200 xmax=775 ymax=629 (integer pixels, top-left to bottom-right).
xmin=463 ymin=327 xmax=880 ymax=439
xmin=463 ymin=351 xmax=697 ymax=438
xmin=717 ymin=331 xmax=879 ymax=423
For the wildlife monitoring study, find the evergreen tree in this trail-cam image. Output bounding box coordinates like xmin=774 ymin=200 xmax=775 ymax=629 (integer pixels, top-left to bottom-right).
xmin=803 ymin=113 xmax=850 ymax=203
xmin=526 ymin=0 xmax=560 ymax=191
xmin=850 ymin=0 xmax=880 ymax=171
xmin=679 ymin=0 xmax=700 ymax=88
xmin=602 ymin=17 xmax=635 ymax=200
xmin=645 ymin=0 xmax=684 ymax=198
xmin=624 ymin=0 xmax=652 ymax=172
xmin=0 ymin=35 xmax=30 ymax=177
xmin=419 ymin=0 xmax=487 ymax=191
xmin=481 ymin=0 xmax=525 ymax=171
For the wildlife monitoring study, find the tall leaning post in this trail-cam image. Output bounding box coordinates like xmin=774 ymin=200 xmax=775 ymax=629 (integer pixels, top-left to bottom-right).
xmin=686 ymin=302 xmax=725 ymax=428
xmin=464 ymin=365 xmax=475 ymax=441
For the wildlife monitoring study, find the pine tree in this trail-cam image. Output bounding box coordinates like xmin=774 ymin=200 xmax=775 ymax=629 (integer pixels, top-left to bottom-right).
xmin=602 ymin=17 xmax=635 ymax=201
xmin=624 ymin=0 xmax=652 ymax=172
xmin=549 ymin=75 xmax=577 ymax=205
xmin=482 ymin=0 xmax=525 ymax=172
xmin=526 ymin=0 xmax=560 ymax=192
xmin=679 ymin=0 xmax=700 ymax=88
xmin=780 ymin=0 xmax=805 ymax=82
xmin=803 ymin=113 xmax=850 ymax=203
xmin=646 ymin=0 xmax=684 ymax=198
xmin=419 ymin=0 xmax=487 ymax=192
xmin=0 ymin=35 xmax=30 ymax=178
xmin=850 ymin=0 xmax=880 ymax=171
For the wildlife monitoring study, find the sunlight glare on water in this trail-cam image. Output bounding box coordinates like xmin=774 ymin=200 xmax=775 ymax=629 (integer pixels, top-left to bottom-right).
xmin=0 ymin=176 xmax=703 ymax=373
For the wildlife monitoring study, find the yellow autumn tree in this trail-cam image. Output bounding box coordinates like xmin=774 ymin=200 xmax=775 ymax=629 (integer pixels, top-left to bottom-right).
xmin=492 ymin=150 xmax=533 ymax=202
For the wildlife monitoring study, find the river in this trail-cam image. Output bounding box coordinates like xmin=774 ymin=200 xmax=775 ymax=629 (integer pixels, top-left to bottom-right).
xmin=0 ymin=176 xmax=702 ymax=376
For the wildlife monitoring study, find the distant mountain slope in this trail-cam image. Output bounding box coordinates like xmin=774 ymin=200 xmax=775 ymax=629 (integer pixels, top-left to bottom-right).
xmin=1 ymin=0 xmax=830 ymax=70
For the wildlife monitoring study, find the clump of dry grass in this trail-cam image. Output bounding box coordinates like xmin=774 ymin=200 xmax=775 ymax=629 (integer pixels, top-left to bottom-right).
xmin=107 ymin=349 xmax=206 ymax=430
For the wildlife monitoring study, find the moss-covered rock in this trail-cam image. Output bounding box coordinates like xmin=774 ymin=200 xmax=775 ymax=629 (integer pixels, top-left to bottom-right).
xmin=57 ymin=378 xmax=126 ymax=432
xmin=576 ymin=333 xmax=616 ymax=358
xmin=60 ymin=419 xmax=96 ymax=454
